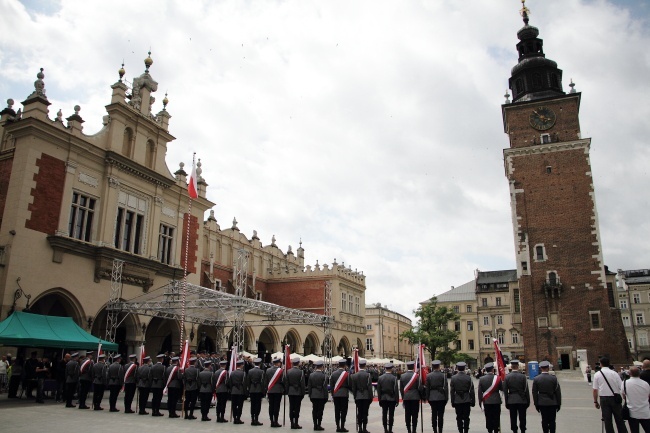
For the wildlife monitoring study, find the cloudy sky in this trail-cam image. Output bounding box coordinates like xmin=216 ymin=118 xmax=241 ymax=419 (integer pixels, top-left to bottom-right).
xmin=1 ymin=0 xmax=648 ymax=320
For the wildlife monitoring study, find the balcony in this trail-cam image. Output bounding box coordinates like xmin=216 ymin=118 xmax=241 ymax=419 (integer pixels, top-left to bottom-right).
xmin=543 ymin=282 xmax=563 ymax=299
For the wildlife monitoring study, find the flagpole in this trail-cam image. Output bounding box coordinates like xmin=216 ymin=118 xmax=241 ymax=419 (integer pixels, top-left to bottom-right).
xmin=180 ymin=153 xmax=195 ymax=352
xmin=283 ymin=344 xmax=288 ymax=427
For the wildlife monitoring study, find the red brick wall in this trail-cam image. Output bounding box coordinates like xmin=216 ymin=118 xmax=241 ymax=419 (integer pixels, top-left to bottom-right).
xmin=265 ymin=280 xmax=327 ymax=315
xmin=25 ymin=153 xmax=65 ymax=234
xmin=181 ymin=213 xmax=199 ymax=274
xmin=0 ymin=157 xmax=13 ymax=231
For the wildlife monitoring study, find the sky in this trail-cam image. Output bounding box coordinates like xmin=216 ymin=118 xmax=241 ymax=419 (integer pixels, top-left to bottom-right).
xmin=1 ymin=0 xmax=648 ymax=321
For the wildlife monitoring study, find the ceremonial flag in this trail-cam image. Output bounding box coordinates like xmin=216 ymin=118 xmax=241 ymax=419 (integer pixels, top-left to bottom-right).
xmin=188 ymin=159 xmax=198 ymax=199
xmin=179 ymin=340 xmax=189 ymax=371
xmin=404 ymin=343 xmax=422 ymax=393
xmin=418 ymin=343 xmax=428 ymax=385
xmin=138 ymin=343 xmax=146 ymax=365
xmin=284 ymin=344 xmax=292 ymax=375
xmin=482 ymin=338 xmax=506 ymax=401
xmin=351 ymin=348 xmax=359 ymax=374
xmin=229 ymin=345 xmax=237 ymax=372
xmin=97 ymin=343 xmax=103 ymax=358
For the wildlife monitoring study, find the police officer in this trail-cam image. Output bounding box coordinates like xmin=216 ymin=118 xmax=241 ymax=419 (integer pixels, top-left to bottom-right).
xmin=377 ymin=363 xmax=399 ymax=433
xmin=107 ymin=354 xmax=124 ymax=412
xmin=351 ymin=359 xmax=373 ymax=433
xmin=400 ymin=361 xmax=422 ymax=433
xmin=78 ymin=351 xmax=94 ymax=409
xmin=532 ymin=361 xmax=561 ymax=433
xmin=307 ymin=360 xmax=328 ymax=431
xmin=425 ymin=360 xmax=448 ymax=433
xmin=330 ymin=359 xmax=351 ymax=432
xmin=503 ymin=359 xmax=529 ymax=433
xmin=150 ymin=354 xmax=166 ymax=416
xmin=478 ymin=363 xmax=502 ymax=433
xmin=137 ymin=356 xmax=152 ymax=415
xmin=450 ymin=361 xmax=475 ymax=433
xmin=65 ymin=352 xmax=80 ymax=407
xmin=165 ymin=356 xmax=182 ymax=418
xmin=91 ymin=354 xmax=108 ymax=410
xmin=246 ymin=357 xmax=267 ymax=426
xmin=123 ymin=354 xmax=138 ymax=414
xmin=183 ymin=357 xmax=200 ymax=420
xmin=198 ymin=360 xmax=214 ymax=421
xmin=287 ymin=357 xmax=306 ymax=429
xmin=266 ymin=357 xmax=286 ymax=428
xmin=214 ymin=359 xmax=230 ymax=423
xmin=229 ymin=359 xmax=247 ymax=424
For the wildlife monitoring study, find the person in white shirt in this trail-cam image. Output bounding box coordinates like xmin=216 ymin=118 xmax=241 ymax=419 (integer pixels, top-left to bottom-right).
xmin=621 ymin=367 xmax=650 ymax=433
xmin=0 ymin=355 xmax=7 ymax=392
xmin=593 ymin=357 xmax=629 ymax=433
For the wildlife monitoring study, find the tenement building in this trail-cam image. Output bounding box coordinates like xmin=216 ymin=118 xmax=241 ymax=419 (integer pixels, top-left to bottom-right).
xmin=364 ymin=303 xmax=413 ymax=361
xmin=0 ymin=55 xmax=367 ymax=358
xmin=617 ymin=269 xmax=650 ymax=361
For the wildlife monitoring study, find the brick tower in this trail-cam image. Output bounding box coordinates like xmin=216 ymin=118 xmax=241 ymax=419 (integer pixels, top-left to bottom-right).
xmin=501 ymin=4 xmax=630 ymax=367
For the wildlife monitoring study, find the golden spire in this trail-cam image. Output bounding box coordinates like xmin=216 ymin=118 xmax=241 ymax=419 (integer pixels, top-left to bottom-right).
xmin=520 ymin=0 xmax=530 ymax=25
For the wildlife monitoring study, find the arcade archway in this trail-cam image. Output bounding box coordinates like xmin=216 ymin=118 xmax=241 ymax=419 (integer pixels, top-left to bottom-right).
xmin=30 ymin=288 xmax=84 ymax=325
xmin=144 ymin=317 xmax=181 ymax=355
xmin=304 ymin=332 xmax=320 ymax=356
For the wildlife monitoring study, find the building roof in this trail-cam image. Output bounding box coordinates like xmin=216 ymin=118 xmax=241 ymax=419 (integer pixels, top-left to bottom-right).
xmin=621 ymin=269 xmax=650 ymax=285
xmin=476 ymin=269 xmax=518 ymax=284
xmin=430 ymin=279 xmax=477 ymax=303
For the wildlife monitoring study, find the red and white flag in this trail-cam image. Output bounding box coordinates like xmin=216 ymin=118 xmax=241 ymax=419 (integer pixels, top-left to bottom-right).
xmin=179 ymin=340 xmax=189 ymax=371
xmin=352 ymin=348 xmax=359 ymax=374
xmin=482 ymin=338 xmax=507 ymax=401
xmin=138 ymin=343 xmax=146 ymax=365
xmin=97 ymin=343 xmax=103 ymax=358
xmin=418 ymin=343 xmax=428 ymax=385
xmin=284 ymin=344 xmax=292 ymax=375
xmin=188 ymin=159 xmax=198 ymax=199
xmin=229 ymin=345 xmax=237 ymax=372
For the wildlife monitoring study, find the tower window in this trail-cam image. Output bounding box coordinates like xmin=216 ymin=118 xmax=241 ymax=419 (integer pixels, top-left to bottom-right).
xmin=548 ymin=272 xmax=558 ymax=285
xmin=535 ymin=244 xmax=546 ymax=261
xmin=541 ymin=134 xmax=551 ymax=144
xmin=551 ymin=73 xmax=559 ymax=88
xmin=516 ymin=78 xmax=524 ymax=94
xmin=546 ymin=166 xmax=552 ymax=174
xmin=590 ymin=311 xmax=602 ymax=329
xmin=532 ymin=73 xmax=542 ymax=89
xmin=521 ymin=261 xmax=528 ymax=271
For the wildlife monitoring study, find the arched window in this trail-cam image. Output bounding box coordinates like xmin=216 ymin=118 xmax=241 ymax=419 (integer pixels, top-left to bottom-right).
xmin=122 ymin=128 xmax=133 ymax=157
xmin=549 ymin=272 xmax=557 ymax=285
xmin=145 ymin=140 xmax=155 ymax=169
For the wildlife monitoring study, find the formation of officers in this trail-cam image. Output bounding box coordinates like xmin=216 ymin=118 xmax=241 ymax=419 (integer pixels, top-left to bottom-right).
xmin=63 ymin=351 xmax=562 ymax=433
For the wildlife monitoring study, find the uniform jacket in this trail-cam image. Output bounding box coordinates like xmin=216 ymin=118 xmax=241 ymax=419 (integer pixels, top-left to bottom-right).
xmin=91 ymin=362 xmax=108 ymax=386
xmin=150 ymin=362 xmax=166 ymax=389
xmin=450 ymin=372 xmax=475 ymax=406
xmin=245 ymin=366 xmax=267 ymax=395
xmin=377 ymin=372 xmax=399 ymax=402
xmin=164 ymin=365 xmax=182 ymax=389
xmin=136 ymin=364 xmax=151 ymax=388
xmin=477 ymin=373 xmax=502 ymax=405
xmin=183 ymin=365 xmax=200 ymax=391
xmin=503 ymin=370 xmax=530 ymax=406
xmin=107 ymin=362 xmax=123 ymax=387
xmin=351 ymin=369 xmax=373 ymax=401
xmin=425 ymin=370 xmax=448 ymax=402
xmin=400 ymin=370 xmax=423 ymax=401
xmin=123 ymin=361 xmax=137 ymax=384
xmin=307 ymin=370 xmax=329 ymax=400
xmin=266 ymin=366 xmax=286 ymax=394
xmin=286 ymin=366 xmax=306 ymax=396
xmin=228 ymin=369 xmax=247 ymax=396
xmin=79 ymin=358 xmax=94 ymax=382
xmin=330 ymin=368 xmax=350 ymax=399
xmin=214 ymin=367 xmax=229 ymax=394
xmin=532 ymin=373 xmax=561 ymax=407
xmin=199 ymin=369 xmax=214 ymax=393
xmin=65 ymin=360 xmax=79 ymax=384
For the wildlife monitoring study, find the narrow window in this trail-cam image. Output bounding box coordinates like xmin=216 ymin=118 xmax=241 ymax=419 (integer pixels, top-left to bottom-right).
xmin=536 ymin=245 xmax=545 ymax=261
xmin=546 ymin=166 xmax=552 ymax=174
xmin=467 ymin=321 xmax=474 ymax=331
xmin=468 ymin=340 xmax=475 ymax=350
xmin=68 ymin=192 xmax=96 ymax=242
xmin=549 ymin=272 xmax=558 ymax=285
xmin=514 ymin=289 xmax=521 ymax=313
xmin=496 ymin=297 xmax=502 ymax=306
xmin=591 ymin=311 xmax=602 ymax=329
xmin=158 ymin=224 xmax=175 ymax=264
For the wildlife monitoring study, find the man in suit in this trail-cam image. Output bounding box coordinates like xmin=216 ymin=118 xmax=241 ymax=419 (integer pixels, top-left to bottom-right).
xmin=214 ymin=360 xmax=230 ymax=423
xmin=450 ymin=361 xmax=475 ymax=433
xmin=107 ymin=354 xmax=124 ymax=412
xmin=229 ymin=359 xmax=247 ymax=424
xmin=307 ymin=360 xmax=328 ymax=431
xmin=377 ymin=363 xmax=399 ymax=433
xmin=503 ymin=359 xmax=529 ymax=433
xmin=330 ymin=359 xmax=351 ymax=433
xmin=65 ymin=352 xmax=80 ymax=407
xmin=122 ymin=354 xmax=138 ymax=414
xmin=246 ymin=357 xmax=267 ymax=426
xmin=287 ymin=357 xmax=306 ymax=429
xmin=183 ymin=357 xmax=200 ymax=420
xmin=478 ymin=363 xmax=502 ymax=433
xmin=78 ymin=351 xmax=94 ymax=409
xmin=400 ymin=361 xmax=423 ymax=433
xmin=267 ymin=357 xmax=286 ymax=428
xmin=532 ymin=361 xmax=561 ymax=433
xmin=165 ymin=356 xmax=182 ymax=418
xmin=137 ymin=356 xmax=152 ymax=415
xmin=351 ymin=359 xmax=373 ymax=433
xmin=91 ymin=354 xmax=108 ymax=410
xmin=425 ymin=360 xmax=448 ymax=433
xmin=150 ymin=354 xmax=166 ymax=416
xmin=198 ymin=360 xmax=214 ymax=421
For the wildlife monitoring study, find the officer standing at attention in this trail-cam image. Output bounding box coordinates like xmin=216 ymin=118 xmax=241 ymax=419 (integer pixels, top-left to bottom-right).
xmin=165 ymin=356 xmax=182 ymax=418
xmin=122 ymin=354 xmax=138 ymax=414
xmin=450 ymin=361 xmax=475 ymax=433
xmin=503 ymin=359 xmax=529 ymax=433
xmin=287 ymin=357 xmax=306 ymax=429
xmin=137 ymin=356 xmax=152 ymax=415
xmin=330 ymin=359 xmax=351 ymax=433
xmin=377 ymin=363 xmax=399 ymax=433
xmin=478 ymin=363 xmax=502 ymax=433
xmin=266 ymin=357 xmax=286 ymax=428
xmin=91 ymin=354 xmax=108 ymax=410
xmin=400 ymin=361 xmax=423 ymax=433
xmin=78 ymin=351 xmax=94 ymax=409
xmin=214 ymin=360 xmax=230 ymax=423
xmin=245 ymin=357 xmax=267 ymax=426
xmin=532 ymin=361 xmax=561 ymax=433
xmin=307 ymin=360 xmax=328 ymax=431
xmin=150 ymin=354 xmax=166 ymax=416
xmin=107 ymin=354 xmax=124 ymax=413
xmin=351 ymin=359 xmax=373 ymax=433
xmin=229 ymin=359 xmax=247 ymax=424
xmin=183 ymin=357 xmax=200 ymax=420
xmin=65 ymin=352 xmax=80 ymax=408
xmin=425 ymin=360 xmax=448 ymax=433
xmin=198 ymin=360 xmax=214 ymax=421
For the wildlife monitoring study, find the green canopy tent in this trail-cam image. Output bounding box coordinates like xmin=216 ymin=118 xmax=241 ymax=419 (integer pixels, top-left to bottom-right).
xmin=0 ymin=311 xmax=118 ymax=351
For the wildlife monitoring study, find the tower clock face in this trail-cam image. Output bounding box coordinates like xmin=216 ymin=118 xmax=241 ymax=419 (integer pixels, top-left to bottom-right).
xmin=529 ymin=106 xmax=556 ymax=130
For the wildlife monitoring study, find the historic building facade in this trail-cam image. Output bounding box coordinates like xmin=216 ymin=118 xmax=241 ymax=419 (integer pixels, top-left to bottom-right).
xmin=364 ymin=303 xmax=413 ymax=361
xmin=0 ymin=56 xmax=366 ymax=358
xmin=617 ymin=269 xmax=650 ymax=361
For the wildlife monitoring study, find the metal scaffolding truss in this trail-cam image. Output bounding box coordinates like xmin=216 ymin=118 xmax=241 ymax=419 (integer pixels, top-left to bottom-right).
xmin=104 ymin=259 xmax=124 ymax=355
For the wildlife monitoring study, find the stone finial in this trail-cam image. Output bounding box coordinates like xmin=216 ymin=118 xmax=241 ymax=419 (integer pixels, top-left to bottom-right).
xmin=252 ymin=230 xmax=259 ymax=240
xmin=314 ymin=260 xmax=320 ymax=270
xmin=66 ymin=105 xmax=84 ymax=123
xmin=6 ymin=99 xmax=13 ymax=110
xmin=144 ymin=51 xmax=153 ymax=72
xmin=175 ymin=161 xmax=187 ymax=176
xmin=287 ymin=245 xmax=293 ymax=254
xmin=162 ymin=92 xmax=169 ymax=110
xmin=0 ymin=99 xmax=16 ymax=117
xmin=504 ymin=90 xmax=511 ymax=104
xmin=333 ymin=258 xmax=337 ymax=266
xmin=25 ymin=68 xmax=48 ymax=101
xmin=56 ymin=109 xmax=63 ymax=123
xmin=208 ymin=209 xmax=217 ymax=221
xmin=232 ymin=217 xmax=238 ymax=230
xmin=118 ymin=62 xmax=125 ymax=82
xmin=196 ymin=159 xmax=205 ymax=183
xmin=569 ymin=78 xmax=576 ymax=94
xmin=271 ymin=235 xmax=277 ymax=247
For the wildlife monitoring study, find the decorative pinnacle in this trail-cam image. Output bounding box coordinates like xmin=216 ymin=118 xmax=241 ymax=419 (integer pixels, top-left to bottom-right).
xmin=162 ymin=92 xmax=169 ymax=110
xmin=569 ymin=78 xmax=576 ymax=94
xmin=504 ymin=89 xmax=511 ymax=104
xmin=520 ymin=0 xmax=530 ymax=25
xmin=118 ymin=62 xmax=125 ymax=82
xmin=144 ymin=50 xmax=153 ymax=72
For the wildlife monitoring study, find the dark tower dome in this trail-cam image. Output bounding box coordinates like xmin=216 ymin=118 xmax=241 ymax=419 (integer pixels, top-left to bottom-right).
xmin=508 ymin=6 xmax=564 ymax=102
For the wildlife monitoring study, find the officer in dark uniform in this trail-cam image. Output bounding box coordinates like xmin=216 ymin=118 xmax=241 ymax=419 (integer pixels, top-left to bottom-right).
xmin=425 ymin=360 xmax=448 ymax=433
xmin=65 ymin=352 xmax=80 ymax=407
xmin=214 ymin=359 xmax=230 ymax=423
xmin=400 ymin=361 xmax=422 ymax=433
xmin=330 ymin=359 xmax=351 ymax=432
xmin=287 ymin=357 xmax=306 ymax=429
xmin=503 ymin=359 xmax=529 ymax=433
xmin=266 ymin=357 xmax=286 ymax=428
xmin=107 ymin=354 xmax=124 ymax=412
xmin=450 ymin=361 xmax=475 ymax=433
xmin=165 ymin=356 xmax=182 ymax=418
xmin=351 ymin=359 xmax=373 ymax=433
xmin=245 ymin=357 xmax=267 ymax=426
xmin=532 ymin=361 xmax=561 ymax=433
xmin=137 ymin=356 xmax=152 ymax=415
xmin=229 ymin=359 xmax=247 ymax=424
xmin=91 ymin=354 xmax=108 ymax=410
xmin=183 ymin=357 xmax=200 ymax=420
xmin=78 ymin=351 xmax=94 ymax=409
xmin=123 ymin=354 xmax=138 ymax=414
xmin=377 ymin=363 xmax=399 ymax=433
xmin=478 ymin=363 xmax=502 ymax=433
xmin=307 ymin=360 xmax=328 ymax=431
xmin=198 ymin=360 xmax=214 ymax=421
xmin=150 ymin=353 xmax=166 ymax=416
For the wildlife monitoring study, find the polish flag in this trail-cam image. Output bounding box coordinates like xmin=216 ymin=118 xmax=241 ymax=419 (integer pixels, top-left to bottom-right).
xmin=97 ymin=343 xmax=103 ymax=358
xmin=229 ymin=345 xmax=237 ymax=372
xmin=179 ymin=340 xmax=190 ymax=372
xmin=138 ymin=343 xmax=146 ymax=365
xmin=351 ymin=348 xmax=359 ymax=374
xmin=284 ymin=344 xmax=292 ymax=376
xmin=188 ymin=160 xmax=198 ymax=199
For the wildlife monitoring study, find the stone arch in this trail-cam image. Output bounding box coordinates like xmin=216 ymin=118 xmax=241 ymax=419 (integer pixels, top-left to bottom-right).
xmin=29 ymin=287 xmax=85 ymax=326
xmin=226 ymin=326 xmax=255 ymax=353
xmin=145 ymin=139 xmax=156 ymax=169
xmin=196 ymin=324 xmax=219 ymax=354
xmin=283 ymin=328 xmax=302 ymax=354
xmin=337 ymin=336 xmax=351 ymax=357
xmin=122 ymin=127 xmax=133 ymax=157
xmin=90 ymin=303 xmax=141 ymax=357
xmin=144 ymin=317 xmax=181 ymax=356
xmin=304 ymin=332 xmax=320 ymax=356
xmin=356 ymin=338 xmax=365 ymax=357
xmin=257 ymin=326 xmax=279 ymax=357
